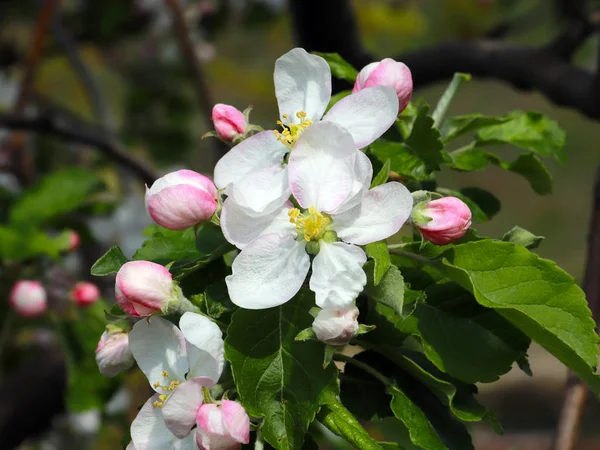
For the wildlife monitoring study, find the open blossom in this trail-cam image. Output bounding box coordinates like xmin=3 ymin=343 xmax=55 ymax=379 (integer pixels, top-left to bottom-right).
xmin=214 ymin=47 xmax=399 ymax=216
xmin=196 ymin=400 xmax=250 ymax=450
xmin=96 ymin=328 xmax=134 ymax=377
xmin=312 ymin=305 xmax=359 ymax=346
xmin=412 ymin=197 xmax=472 ymax=245
xmin=129 ymin=313 xmax=225 ymax=450
xmin=353 ymin=58 xmax=413 ymax=112
xmin=212 ymin=104 xmax=247 ymax=142
xmin=116 ymin=261 xmax=183 ymax=317
xmin=146 ymin=170 xmax=218 ymax=230
xmin=72 ymin=281 xmax=101 ymax=306
xmin=9 ymin=280 xmax=47 ymax=317
xmin=221 ymin=122 xmax=413 ymax=309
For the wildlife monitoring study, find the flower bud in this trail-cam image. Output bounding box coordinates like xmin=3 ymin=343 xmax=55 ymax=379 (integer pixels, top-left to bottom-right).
xmin=196 ymin=400 xmax=250 ymax=450
xmin=71 ymin=281 xmax=101 ymax=306
xmin=145 ymin=170 xmax=218 ymax=230
xmin=9 ymin=280 xmax=47 ymax=317
xmin=353 ymin=59 xmax=413 ymax=112
xmin=412 ymin=197 xmax=472 ymax=245
xmin=212 ymin=104 xmax=248 ymax=142
xmin=68 ymin=230 xmax=80 ymax=252
xmin=312 ymin=305 xmax=359 ymax=346
xmin=96 ymin=328 xmax=134 ymax=377
xmin=115 ymin=261 xmax=180 ymax=317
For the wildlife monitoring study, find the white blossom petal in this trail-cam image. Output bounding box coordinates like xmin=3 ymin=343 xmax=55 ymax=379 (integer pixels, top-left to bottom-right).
xmin=310 ymin=241 xmax=367 ymax=308
xmin=274 ymin=48 xmax=331 ymax=122
xmin=322 ymin=86 xmax=399 ymax=148
xmin=162 ymin=377 xmax=212 ymax=439
xmin=221 ymin=199 xmax=295 ymax=249
xmin=226 ymin=233 xmax=310 ymax=309
xmin=213 ymin=131 xmax=286 ymax=190
xmin=333 ymin=182 xmax=413 ymax=245
xmin=228 ymin=164 xmax=290 ymax=215
xmin=131 ymin=395 xmax=188 ymax=450
xmin=172 ymin=433 xmax=197 ymax=450
xmin=179 ymin=312 xmax=225 ymax=383
xmin=332 ymin=150 xmax=373 ymax=214
xmin=288 ymin=122 xmax=356 ymax=212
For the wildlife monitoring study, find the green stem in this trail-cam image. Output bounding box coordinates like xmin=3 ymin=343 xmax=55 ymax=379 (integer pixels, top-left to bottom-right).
xmin=332 ymin=353 xmax=392 ymax=387
xmin=387 ymin=248 xmax=438 ymax=265
xmin=254 ymin=429 xmax=265 ymax=450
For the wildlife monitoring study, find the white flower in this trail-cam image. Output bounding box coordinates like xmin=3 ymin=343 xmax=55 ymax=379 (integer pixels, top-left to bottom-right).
xmin=221 ymin=122 xmax=413 ymax=310
xmin=312 ymin=305 xmax=360 ymax=346
xmin=129 ymin=313 xmax=224 ymax=450
xmin=213 ymin=47 xmax=399 ymax=216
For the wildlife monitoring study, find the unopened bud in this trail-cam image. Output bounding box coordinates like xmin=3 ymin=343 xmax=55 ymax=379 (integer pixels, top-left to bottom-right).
xmin=412 ymin=197 xmax=472 ymax=245
xmin=71 ymin=281 xmax=101 ymax=307
xmin=9 ymin=280 xmax=47 ymax=317
xmin=312 ymin=305 xmax=359 ymax=346
xmin=96 ymin=327 xmax=134 ymax=377
xmin=196 ymin=400 xmax=250 ymax=450
xmin=353 ymin=59 xmax=413 ymax=112
xmin=67 ymin=230 xmax=80 ymax=252
xmin=212 ymin=104 xmax=248 ymax=142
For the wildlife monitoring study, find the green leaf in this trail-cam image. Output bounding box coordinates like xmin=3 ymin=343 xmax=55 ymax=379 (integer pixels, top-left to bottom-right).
xmin=295 ymin=327 xmax=317 ymax=341
xmin=371 ymin=159 xmax=391 ymax=188
xmin=436 ymin=240 xmax=600 ymax=394
xmin=225 ymin=290 xmax=337 ymax=450
xmin=475 ymin=111 xmax=566 ymax=162
xmin=313 ymin=52 xmax=358 ymax=83
xmin=91 ymin=246 xmax=128 ymax=276
xmin=134 ymin=228 xmax=200 ymax=263
xmin=365 ymin=241 xmax=391 ymax=285
xmin=443 ymin=114 xmax=510 ymax=142
xmin=502 ymin=226 xmax=545 ymax=249
xmin=0 ymin=226 xmax=67 ymax=260
xmin=196 ymin=222 xmax=234 ymax=260
xmin=448 ymin=145 xmax=490 ymax=171
xmin=363 ymin=262 xmax=405 ymax=316
xmin=405 ymin=105 xmax=445 ymax=171
xmin=436 ymin=187 xmax=500 ymax=223
xmin=368 ymin=141 xmax=430 ymax=181
xmin=490 ymin=153 xmax=552 ymax=195
xmin=432 ymin=73 xmax=471 ymax=128
xmin=10 ymin=168 xmax=100 ymax=225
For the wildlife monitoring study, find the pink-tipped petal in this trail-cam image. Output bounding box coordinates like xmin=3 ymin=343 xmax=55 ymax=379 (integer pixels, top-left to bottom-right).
xmin=212 ymin=104 xmax=247 ymax=141
xmin=9 ymin=280 xmax=47 ymax=318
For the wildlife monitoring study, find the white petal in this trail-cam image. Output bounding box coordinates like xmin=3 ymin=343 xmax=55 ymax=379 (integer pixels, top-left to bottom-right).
xmin=228 ymin=164 xmax=290 ymax=215
xmin=162 ymin=377 xmax=212 ymax=438
xmin=332 ymin=150 xmax=373 ymax=214
xmin=180 ymin=312 xmax=225 ymax=383
xmin=130 ymin=395 xmax=179 ymax=450
xmin=226 ymin=234 xmax=310 ymax=309
xmin=274 ymin=48 xmax=331 ymax=122
xmin=221 ymin=199 xmax=295 ymax=249
xmin=333 ymin=182 xmax=413 ymax=245
xmin=129 ymin=316 xmax=189 ymax=389
xmin=310 ymin=241 xmax=367 ymax=308
xmin=213 ymin=131 xmax=287 ymax=190
xmin=322 ymin=86 xmax=399 ymax=148
xmin=288 ymin=122 xmax=356 ymax=213
xmin=172 ymin=433 xmax=197 ymax=450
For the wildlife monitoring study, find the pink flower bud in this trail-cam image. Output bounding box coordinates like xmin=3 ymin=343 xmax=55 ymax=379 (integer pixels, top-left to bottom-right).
xmin=212 ymin=104 xmax=247 ymax=142
xmin=196 ymin=400 xmax=250 ymax=450
xmin=71 ymin=281 xmax=101 ymax=306
xmin=353 ymin=59 xmax=413 ymax=112
xmin=413 ymin=197 xmax=472 ymax=245
xmin=145 ymin=170 xmax=218 ymax=230
xmin=9 ymin=280 xmax=47 ymax=317
xmin=68 ymin=230 xmax=80 ymax=252
xmin=96 ymin=329 xmax=134 ymax=377
xmin=312 ymin=305 xmax=359 ymax=346
xmin=115 ymin=261 xmax=178 ymax=317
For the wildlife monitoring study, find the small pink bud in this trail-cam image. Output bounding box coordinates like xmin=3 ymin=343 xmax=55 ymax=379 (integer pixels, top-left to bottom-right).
xmin=353 ymin=59 xmax=413 ymax=112
xmin=145 ymin=169 xmax=218 ymax=230
xmin=67 ymin=230 xmax=80 ymax=252
xmin=312 ymin=305 xmax=359 ymax=346
xmin=71 ymin=281 xmax=101 ymax=306
xmin=212 ymin=104 xmax=247 ymax=142
xmin=196 ymin=400 xmax=250 ymax=450
xmin=96 ymin=329 xmax=134 ymax=377
xmin=413 ymin=197 xmax=472 ymax=245
xmin=115 ymin=261 xmax=178 ymax=317
xmin=9 ymin=280 xmax=47 ymax=317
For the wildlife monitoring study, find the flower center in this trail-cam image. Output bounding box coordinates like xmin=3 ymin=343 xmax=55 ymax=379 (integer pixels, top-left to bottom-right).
xmin=289 ymin=206 xmax=331 ymax=242
xmin=273 ymin=111 xmax=312 ymax=147
xmin=152 ymin=370 xmax=181 ymax=408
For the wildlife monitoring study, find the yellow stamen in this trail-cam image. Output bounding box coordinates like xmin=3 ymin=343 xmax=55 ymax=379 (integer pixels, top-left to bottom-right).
xmin=159 ymin=394 xmax=169 ymax=402
xmin=288 ymin=206 xmax=331 ymax=242
xmin=162 ymin=370 xmax=169 ymax=378
xmin=274 ymin=111 xmax=312 ymax=147
xmin=169 ymin=381 xmax=180 ymax=390
xmin=153 ymin=401 xmax=163 ymax=409
xmin=153 ymin=381 xmax=161 ymax=388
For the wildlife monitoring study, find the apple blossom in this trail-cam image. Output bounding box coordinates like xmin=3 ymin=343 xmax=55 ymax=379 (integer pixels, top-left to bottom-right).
xmin=212 ymin=104 xmax=248 ymax=142
xmin=412 ymin=196 xmax=472 ymax=245
xmin=312 ymin=305 xmax=360 ymax=346
xmin=353 ymin=58 xmax=413 ymax=112
xmin=129 ymin=313 xmax=225 ymax=449
xmin=71 ymin=281 xmax=101 ymax=306
xmin=213 ymin=47 xmax=399 ymax=215
xmin=9 ymin=280 xmax=47 ymax=317
xmin=221 ymin=122 xmax=413 ymax=309
xmin=145 ymin=170 xmax=218 ymax=230
xmin=67 ymin=230 xmax=80 ymax=252
xmin=96 ymin=327 xmax=135 ymax=377
xmin=115 ymin=261 xmax=185 ymax=317
xmin=196 ymin=400 xmax=250 ymax=450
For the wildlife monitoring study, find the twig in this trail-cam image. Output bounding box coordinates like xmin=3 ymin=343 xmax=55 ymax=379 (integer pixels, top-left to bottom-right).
xmin=552 ymin=164 xmax=600 ymax=450
xmin=388 ymin=248 xmax=438 ymax=265
xmin=0 ymin=110 xmax=159 ymax=185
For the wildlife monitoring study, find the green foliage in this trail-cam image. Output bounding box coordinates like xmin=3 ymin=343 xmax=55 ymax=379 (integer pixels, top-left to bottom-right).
xmin=363 ymin=262 xmax=405 ymax=316
xmin=364 ymin=241 xmax=391 ymax=285
xmin=0 ymin=226 xmax=69 ymax=260
xmin=432 ymin=73 xmax=471 ymax=128
xmin=502 ymin=226 xmax=545 ymax=249
xmin=369 ymin=140 xmax=430 ymax=181
xmin=371 ymin=159 xmax=391 ymax=188
xmin=91 ymin=246 xmax=128 ymax=275
xmin=405 ymin=105 xmax=446 ymax=171
xmin=313 ymin=53 xmax=358 ymax=82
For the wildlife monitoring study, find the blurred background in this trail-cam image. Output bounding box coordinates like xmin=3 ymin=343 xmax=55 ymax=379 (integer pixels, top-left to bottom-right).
xmin=0 ymin=0 xmax=599 ymax=448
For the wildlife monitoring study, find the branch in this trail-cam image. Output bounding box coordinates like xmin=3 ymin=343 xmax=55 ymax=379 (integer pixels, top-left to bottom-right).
xmin=0 ymin=110 xmax=159 ymax=185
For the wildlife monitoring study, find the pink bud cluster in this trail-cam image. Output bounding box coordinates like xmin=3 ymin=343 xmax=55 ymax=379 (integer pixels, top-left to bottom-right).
xmin=211 ymin=104 xmax=248 ymax=142
xmin=196 ymin=400 xmax=250 ymax=450
xmin=353 ymin=58 xmax=413 ymax=112
xmin=413 ymin=197 xmax=472 ymax=245
xmin=9 ymin=280 xmax=47 ymax=317
xmin=71 ymin=281 xmax=101 ymax=306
